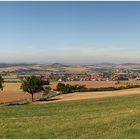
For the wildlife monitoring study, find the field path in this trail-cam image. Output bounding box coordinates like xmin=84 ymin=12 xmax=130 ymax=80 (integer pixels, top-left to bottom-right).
xmin=33 ymin=88 xmax=140 ymax=104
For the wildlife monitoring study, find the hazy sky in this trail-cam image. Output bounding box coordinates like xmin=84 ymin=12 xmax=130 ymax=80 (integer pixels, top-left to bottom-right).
xmin=0 ymin=1 xmax=140 ymax=64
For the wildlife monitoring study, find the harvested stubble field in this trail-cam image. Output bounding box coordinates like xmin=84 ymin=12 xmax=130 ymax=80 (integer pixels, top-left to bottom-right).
xmin=0 ymin=83 xmax=42 ymax=103
xmin=34 ymin=87 xmax=140 ymax=104
xmin=1 ymin=80 xmax=140 ymax=104
xmin=64 ymin=67 xmax=90 ymax=72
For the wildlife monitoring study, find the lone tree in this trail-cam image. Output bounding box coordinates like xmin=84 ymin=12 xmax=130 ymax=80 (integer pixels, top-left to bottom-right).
xmin=0 ymin=75 xmax=4 ymax=91
xmin=21 ymin=76 xmax=46 ymax=101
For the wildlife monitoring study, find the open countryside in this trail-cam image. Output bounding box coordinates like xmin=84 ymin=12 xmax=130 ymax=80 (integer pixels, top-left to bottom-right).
xmin=0 ymin=1 xmax=140 ymax=139
xmin=0 ymin=66 xmax=140 ymax=138
xmin=0 ymin=63 xmax=140 ymax=139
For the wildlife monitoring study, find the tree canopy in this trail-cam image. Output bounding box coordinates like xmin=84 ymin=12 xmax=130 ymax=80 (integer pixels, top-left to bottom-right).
xmin=21 ymin=76 xmax=48 ymax=101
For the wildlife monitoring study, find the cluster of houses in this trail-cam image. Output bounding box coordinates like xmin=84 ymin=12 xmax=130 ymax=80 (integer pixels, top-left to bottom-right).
xmin=43 ymin=72 xmax=131 ymax=82
xmin=1 ymin=69 xmax=140 ymax=82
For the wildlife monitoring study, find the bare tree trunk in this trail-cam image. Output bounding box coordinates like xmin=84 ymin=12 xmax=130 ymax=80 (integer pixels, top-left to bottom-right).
xmin=31 ymin=93 xmax=34 ymax=102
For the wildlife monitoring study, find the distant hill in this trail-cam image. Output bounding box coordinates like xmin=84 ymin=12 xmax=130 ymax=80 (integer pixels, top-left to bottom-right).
xmin=120 ymin=63 xmax=140 ymax=66
xmin=96 ymin=62 xmax=116 ymax=66
xmin=48 ymin=63 xmax=69 ymax=68
xmin=0 ymin=63 xmax=35 ymax=68
xmin=1 ymin=62 xmax=140 ymax=73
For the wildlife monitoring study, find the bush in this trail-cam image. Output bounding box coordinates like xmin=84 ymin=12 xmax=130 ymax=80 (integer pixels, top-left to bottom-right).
xmin=43 ymin=86 xmax=52 ymax=96
xmin=56 ymin=83 xmax=86 ymax=94
xmin=43 ymin=80 xmax=50 ymax=85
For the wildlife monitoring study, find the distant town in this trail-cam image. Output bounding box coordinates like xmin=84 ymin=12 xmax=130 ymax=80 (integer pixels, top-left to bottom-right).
xmin=1 ymin=62 xmax=140 ymax=82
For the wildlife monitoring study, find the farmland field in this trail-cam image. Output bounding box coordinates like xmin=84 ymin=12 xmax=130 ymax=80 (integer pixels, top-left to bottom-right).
xmin=1 ymin=81 xmax=140 ymax=103
xmin=34 ymin=87 xmax=140 ymax=104
xmin=0 ymin=83 xmax=42 ymax=103
xmin=0 ymin=94 xmax=139 ymax=138
xmin=50 ymin=80 xmax=140 ymax=89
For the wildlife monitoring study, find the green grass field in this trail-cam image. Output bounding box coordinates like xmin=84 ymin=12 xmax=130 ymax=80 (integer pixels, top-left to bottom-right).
xmin=0 ymin=94 xmax=139 ymax=138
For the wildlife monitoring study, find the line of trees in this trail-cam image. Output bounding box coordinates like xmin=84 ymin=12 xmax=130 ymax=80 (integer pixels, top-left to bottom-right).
xmin=56 ymin=82 xmax=140 ymax=93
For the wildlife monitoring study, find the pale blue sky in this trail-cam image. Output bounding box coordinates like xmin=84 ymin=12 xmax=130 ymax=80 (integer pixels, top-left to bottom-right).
xmin=0 ymin=1 xmax=140 ymax=64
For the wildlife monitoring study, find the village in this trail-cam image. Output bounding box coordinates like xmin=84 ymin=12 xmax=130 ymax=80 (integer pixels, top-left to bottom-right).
xmin=44 ymin=71 xmax=140 ymax=82
xmin=0 ymin=62 xmax=140 ymax=82
xmin=1 ymin=67 xmax=140 ymax=82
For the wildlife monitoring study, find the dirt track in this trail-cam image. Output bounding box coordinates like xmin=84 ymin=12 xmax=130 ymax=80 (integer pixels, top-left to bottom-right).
xmin=33 ymin=88 xmax=140 ymax=104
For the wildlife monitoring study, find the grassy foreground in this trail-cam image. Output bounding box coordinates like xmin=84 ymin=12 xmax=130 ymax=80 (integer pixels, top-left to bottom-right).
xmin=0 ymin=94 xmax=140 ymax=138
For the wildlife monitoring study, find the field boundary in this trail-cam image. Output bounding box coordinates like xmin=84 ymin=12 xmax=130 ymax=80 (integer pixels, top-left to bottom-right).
xmin=0 ymin=91 xmax=61 ymax=106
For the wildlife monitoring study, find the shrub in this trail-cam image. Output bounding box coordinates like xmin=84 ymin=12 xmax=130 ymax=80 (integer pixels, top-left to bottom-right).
xmin=43 ymin=86 xmax=52 ymax=96
xmin=56 ymin=83 xmax=87 ymax=94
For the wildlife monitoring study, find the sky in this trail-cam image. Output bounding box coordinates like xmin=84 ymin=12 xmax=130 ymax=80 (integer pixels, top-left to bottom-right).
xmin=0 ymin=1 xmax=140 ymax=64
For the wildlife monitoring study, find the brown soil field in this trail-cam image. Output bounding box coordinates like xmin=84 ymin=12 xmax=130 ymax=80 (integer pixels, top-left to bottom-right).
xmin=33 ymin=88 xmax=140 ymax=104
